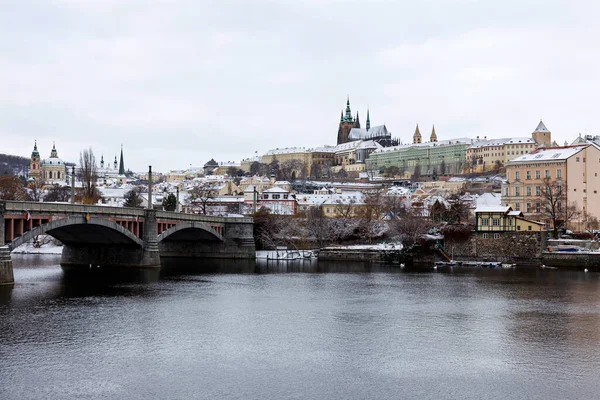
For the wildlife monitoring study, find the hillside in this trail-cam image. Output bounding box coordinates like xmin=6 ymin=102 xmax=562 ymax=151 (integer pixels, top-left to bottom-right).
xmin=0 ymin=154 xmax=29 ymax=176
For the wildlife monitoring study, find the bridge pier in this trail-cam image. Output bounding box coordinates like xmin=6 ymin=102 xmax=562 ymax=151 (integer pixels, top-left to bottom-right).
xmin=0 ymin=204 xmax=14 ymax=286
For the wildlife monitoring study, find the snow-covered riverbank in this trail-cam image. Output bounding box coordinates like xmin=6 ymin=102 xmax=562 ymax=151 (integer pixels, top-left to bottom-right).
xmin=11 ymin=243 xmax=63 ymax=255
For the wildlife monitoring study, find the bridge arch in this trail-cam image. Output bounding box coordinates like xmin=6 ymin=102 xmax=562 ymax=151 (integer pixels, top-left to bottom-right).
xmin=157 ymin=222 xmax=224 ymax=243
xmin=8 ymin=216 xmax=144 ymax=251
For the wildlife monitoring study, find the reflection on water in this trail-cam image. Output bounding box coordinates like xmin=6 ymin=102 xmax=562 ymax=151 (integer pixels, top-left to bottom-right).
xmin=1 ymin=255 xmax=600 ymax=400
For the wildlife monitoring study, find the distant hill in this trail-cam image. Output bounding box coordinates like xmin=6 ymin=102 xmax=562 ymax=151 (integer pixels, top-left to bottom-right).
xmin=0 ymin=154 xmax=29 ymax=177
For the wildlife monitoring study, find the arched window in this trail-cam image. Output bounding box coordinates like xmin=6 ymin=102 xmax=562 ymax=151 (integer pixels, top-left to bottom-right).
xmin=57 ymin=172 xmax=61 ymax=179
xmin=49 ymin=171 xmax=53 ymax=179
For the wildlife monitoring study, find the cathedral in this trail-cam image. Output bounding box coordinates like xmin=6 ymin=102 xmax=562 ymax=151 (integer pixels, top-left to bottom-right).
xmin=29 ymin=141 xmax=67 ymax=185
xmin=336 ymin=97 xmax=395 ymax=147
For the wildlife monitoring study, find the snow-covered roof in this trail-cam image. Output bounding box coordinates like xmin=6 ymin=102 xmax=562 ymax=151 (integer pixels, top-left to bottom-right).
xmin=475 ymin=193 xmax=502 ymax=208
xmin=509 ymin=146 xmax=587 ymax=163
xmin=373 ymin=137 xmax=472 ymax=154
xmin=296 ymin=191 xmax=365 ymax=206
xmin=263 ymin=186 xmax=288 ymax=193
xmin=41 ymin=157 xmax=65 ymax=166
xmin=468 ymin=137 xmax=535 ymax=149
xmin=348 ymin=125 xmax=390 ymax=141
xmin=357 ymin=140 xmax=383 ymax=150
xmin=474 ymin=206 xmax=511 ymax=214
xmin=265 ymin=147 xmax=309 ymax=156
xmin=533 ymin=120 xmax=550 ymax=133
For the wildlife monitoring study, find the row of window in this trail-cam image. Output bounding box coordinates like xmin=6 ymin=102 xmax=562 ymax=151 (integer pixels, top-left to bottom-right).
xmin=513 ymin=169 xmax=561 ymax=180
xmin=45 ymin=171 xmax=61 ymax=179
xmin=263 ymin=194 xmax=289 ymax=200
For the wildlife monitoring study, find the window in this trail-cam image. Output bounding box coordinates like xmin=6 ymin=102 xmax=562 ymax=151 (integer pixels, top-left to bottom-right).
xmin=535 ymin=202 xmax=541 ymax=214
xmin=515 ymin=203 xmax=520 ymax=211
xmin=508 ymin=219 xmax=513 ymax=226
xmin=557 ymin=169 xmax=562 ymax=179
xmin=272 ymin=194 xmax=281 ymax=199
xmin=263 ymin=194 xmax=269 ymax=199
xmin=535 ymin=185 xmax=541 ymax=196
xmin=526 ymin=186 xmax=532 ymax=196
xmin=515 ymin=187 xmax=520 ymax=196
xmin=528 ymin=226 xmax=532 ymax=231
xmin=515 ymin=171 xmax=521 ymax=180
xmin=494 ymin=233 xmax=500 ymax=239
xmin=526 ymin=202 xmax=532 ymax=213
xmin=326 ymin=208 xmax=330 ymax=213
xmin=517 ymin=226 xmax=521 ymax=230
xmin=505 ymin=187 xmax=509 ymax=196
xmin=545 ymin=170 xmax=551 ymax=178
xmin=576 ymin=157 xmax=580 ymax=162
xmin=492 ymin=218 xmax=500 ymax=226
xmin=481 ymin=218 xmax=490 ymax=226
xmin=283 ymin=194 xmax=288 ymax=199
xmin=557 ymin=202 xmax=562 ymax=212
xmin=483 ymin=233 xmax=489 ymax=239
xmin=526 ymin=171 xmax=531 ymax=180
xmin=536 ymin=170 xmax=541 ymax=179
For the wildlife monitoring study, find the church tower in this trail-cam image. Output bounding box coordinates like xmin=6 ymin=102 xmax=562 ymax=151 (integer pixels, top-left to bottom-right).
xmin=532 ymin=120 xmax=551 ymax=148
xmin=366 ymin=109 xmax=371 ymax=131
xmin=430 ymin=125 xmax=437 ymax=142
xmin=50 ymin=142 xmax=58 ymax=158
xmin=413 ymin=124 xmax=422 ymax=144
xmin=118 ymin=145 xmax=125 ymax=175
xmin=114 ymin=156 xmax=118 ymax=170
xmin=100 ymin=154 xmax=104 ymax=169
xmin=29 ymin=140 xmax=41 ymax=180
xmin=336 ymin=97 xmax=359 ymax=145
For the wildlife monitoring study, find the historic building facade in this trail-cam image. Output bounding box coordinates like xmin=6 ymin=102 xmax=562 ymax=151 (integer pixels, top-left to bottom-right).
xmin=336 ymin=97 xmax=394 ymax=146
xmin=29 ymin=141 xmax=67 ymax=185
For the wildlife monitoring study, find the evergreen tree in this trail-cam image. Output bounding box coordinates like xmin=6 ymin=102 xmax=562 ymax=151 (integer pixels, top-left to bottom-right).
xmin=124 ymin=189 xmax=143 ymax=208
xmin=162 ymin=193 xmax=177 ymax=211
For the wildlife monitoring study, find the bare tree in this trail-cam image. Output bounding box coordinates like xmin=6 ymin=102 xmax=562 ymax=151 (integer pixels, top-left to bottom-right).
xmin=189 ymin=183 xmax=218 ymax=215
xmin=439 ymin=159 xmax=447 ymax=176
xmin=78 ymin=148 xmax=100 ymax=204
xmin=390 ymin=211 xmax=433 ymax=248
xmin=539 ymin=179 xmax=581 ymax=238
xmin=44 ymin=184 xmax=71 ymax=202
xmin=0 ymin=175 xmax=28 ymax=200
xmin=280 ymin=159 xmax=306 ymax=181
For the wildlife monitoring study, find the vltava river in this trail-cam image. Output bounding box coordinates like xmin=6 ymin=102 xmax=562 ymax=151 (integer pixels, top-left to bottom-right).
xmin=1 ymin=255 xmax=600 ymax=400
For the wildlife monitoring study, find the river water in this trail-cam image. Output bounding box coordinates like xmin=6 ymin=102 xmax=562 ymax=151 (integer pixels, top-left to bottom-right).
xmin=1 ymin=255 xmax=600 ymax=400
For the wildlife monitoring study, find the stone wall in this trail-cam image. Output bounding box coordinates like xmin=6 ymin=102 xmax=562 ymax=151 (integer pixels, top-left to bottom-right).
xmin=445 ymin=231 xmax=545 ymax=264
xmin=542 ymin=252 xmax=600 ymax=269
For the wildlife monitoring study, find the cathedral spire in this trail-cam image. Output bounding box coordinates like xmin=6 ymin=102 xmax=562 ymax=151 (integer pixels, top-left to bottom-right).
xmin=344 ymin=96 xmax=352 ymax=121
xmin=355 ymin=111 xmax=360 ymax=129
xmin=100 ymin=154 xmax=104 ymax=169
xmin=50 ymin=141 xmax=58 ymax=158
xmin=430 ymin=125 xmax=437 ymax=142
xmin=366 ymin=108 xmax=371 ymax=131
xmin=340 ymin=110 xmax=344 ymax=122
xmin=118 ymin=144 xmax=125 ymax=175
xmin=413 ymin=124 xmax=422 ymax=144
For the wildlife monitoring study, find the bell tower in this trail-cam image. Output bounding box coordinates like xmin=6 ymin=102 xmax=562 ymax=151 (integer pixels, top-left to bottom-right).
xmin=413 ymin=124 xmax=422 ymax=144
xmin=532 ymin=120 xmax=551 ymax=148
xmin=29 ymin=140 xmax=41 ymax=180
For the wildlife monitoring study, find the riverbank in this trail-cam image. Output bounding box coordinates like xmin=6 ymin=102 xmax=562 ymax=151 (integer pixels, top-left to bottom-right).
xmin=11 ymin=243 xmax=63 ymax=255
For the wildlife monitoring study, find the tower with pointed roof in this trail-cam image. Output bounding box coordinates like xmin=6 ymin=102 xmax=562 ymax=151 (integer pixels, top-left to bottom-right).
xmin=366 ymin=109 xmax=371 ymax=131
xmin=50 ymin=142 xmax=58 ymax=158
xmin=413 ymin=124 xmax=422 ymax=144
xmin=118 ymin=145 xmax=125 ymax=175
xmin=337 ymin=97 xmax=359 ymax=145
xmin=100 ymin=154 xmax=104 ymax=169
xmin=430 ymin=125 xmax=437 ymax=142
xmin=532 ymin=120 xmax=551 ymax=148
xmin=29 ymin=140 xmax=41 ymax=180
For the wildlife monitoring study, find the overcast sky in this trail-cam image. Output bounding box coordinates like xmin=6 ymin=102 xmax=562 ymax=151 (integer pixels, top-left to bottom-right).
xmin=2 ymin=0 xmax=600 ymax=172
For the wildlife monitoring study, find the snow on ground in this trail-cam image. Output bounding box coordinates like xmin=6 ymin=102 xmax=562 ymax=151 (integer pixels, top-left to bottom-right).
xmin=322 ymin=243 xmax=403 ymax=250
xmin=11 ymin=243 xmax=63 ymax=255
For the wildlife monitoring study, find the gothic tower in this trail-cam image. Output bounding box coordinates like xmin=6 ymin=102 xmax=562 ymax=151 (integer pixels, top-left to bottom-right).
xmin=114 ymin=156 xmax=118 ymax=170
xmin=100 ymin=154 xmax=104 ymax=169
xmin=118 ymin=145 xmax=125 ymax=175
xmin=366 ymin=109 xmax=371 ymax=131
xmin=413 ymin=124 xmax=422 ymax=144
xmin=336 ymin=97 xmax=359 ymax=145
xmin=532 ymin=120 xmax=551 ymax=148
xmin=430 ymin=125 xmax=437 ymax=142
xmin=29 ymin=140 xmax=41 ymax=180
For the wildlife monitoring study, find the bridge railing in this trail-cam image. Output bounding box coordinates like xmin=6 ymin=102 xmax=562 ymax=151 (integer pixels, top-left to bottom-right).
xmin=2 ymin=201 xmax=253 ymax=224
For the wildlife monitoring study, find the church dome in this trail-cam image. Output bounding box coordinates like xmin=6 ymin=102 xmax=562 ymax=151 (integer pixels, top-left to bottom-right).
xmin=41 ymin=158 xmax=65 ymax=166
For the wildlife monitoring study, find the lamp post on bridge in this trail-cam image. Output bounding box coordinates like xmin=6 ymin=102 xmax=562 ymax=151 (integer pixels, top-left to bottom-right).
xmin=147 ymin=165 xmax=153 ymax=210
xmin=70 ymin=166 xmax=75 ymax=204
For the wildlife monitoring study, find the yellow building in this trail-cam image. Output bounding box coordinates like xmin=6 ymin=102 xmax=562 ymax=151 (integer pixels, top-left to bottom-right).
xmin=502 ymin=144 xmax=600 ymax=229
xmin=475 ymin=206 xmax=545 ymax=233
xmin=29 ymin=142 xmax=67 ymax=185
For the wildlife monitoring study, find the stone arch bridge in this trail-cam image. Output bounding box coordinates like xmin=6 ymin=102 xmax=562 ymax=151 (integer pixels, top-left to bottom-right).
xmin=0 ymin=201 xmax=255 ymax=285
